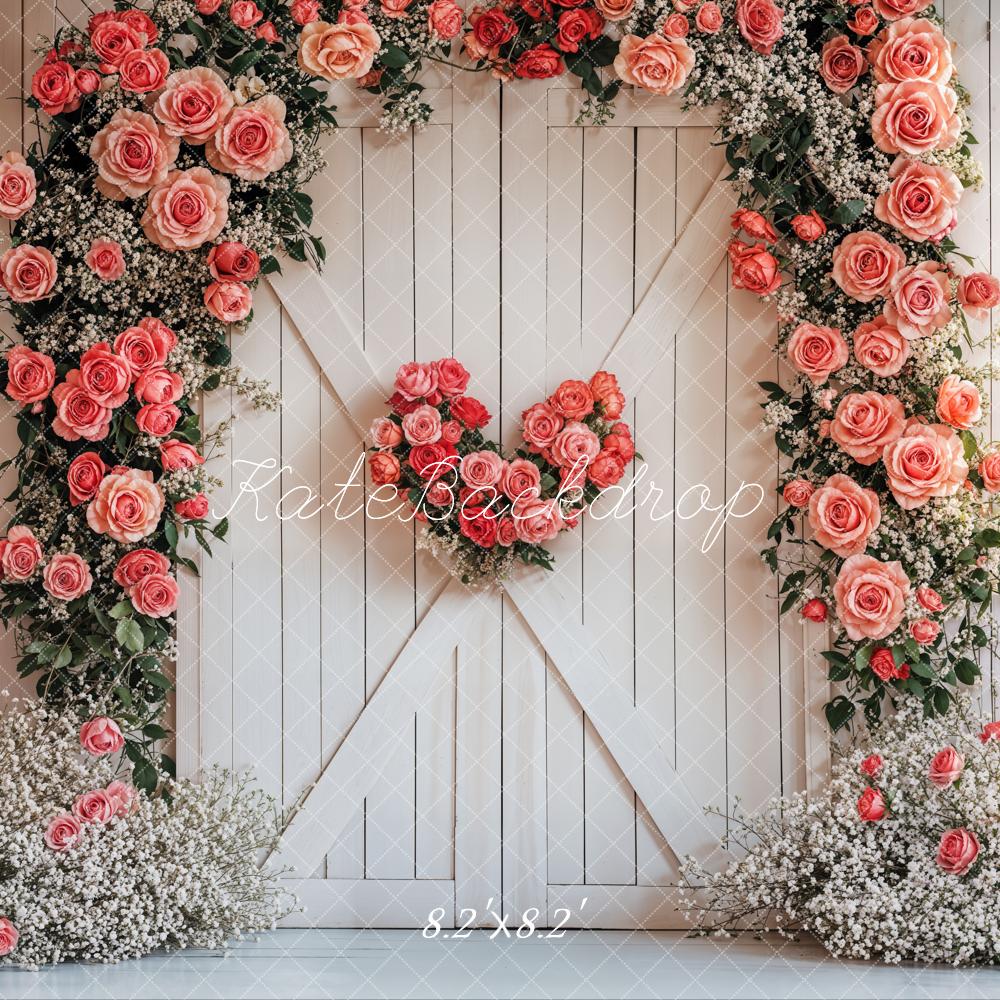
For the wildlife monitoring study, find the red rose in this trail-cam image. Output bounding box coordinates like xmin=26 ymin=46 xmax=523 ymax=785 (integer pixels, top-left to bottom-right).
xmin=859 ymin=753 xmax=882 ymax=778
xmin=67 ymin=451 xmax=107 ymax=505
xmin=554 ymin=9 xmax=604 ymax=53
xmin=550 ymin=379 xmax=594 ymax=420
xmin=514 ymin=44 xmax=565 ymax=79
xmin=370 ymin=451 xmax=401 ymax=486
xmin=869 ymin=646 xmax=907 ymax=681
xmin=459 ymin=506 xmax=499 ymax=548
xmin=207 ymin=241 xmax=260 ymax=282
xmin=730 ymin=241 xmax=782 ymax=295
xmin=175 ymin=493 xmax=209 ymax=520
xmin=450 ymin=395 xmax=491 ymax=429
xmin=32 ymin=61 xmax=80 ymax=116
xmin=800 ymin=598 xmax=827 ymax=622
xmin=857 ymin=786 xmax=886 ymax=821
xmin=472 ymin=9 xmax=518 ymax=49
xmin=409 ymin=442 xmax=459 ymax=480
xmin=434 ymin=357 xmax=471 ymax=397
xmin=791 ymin=210 xmax=826 ymax=242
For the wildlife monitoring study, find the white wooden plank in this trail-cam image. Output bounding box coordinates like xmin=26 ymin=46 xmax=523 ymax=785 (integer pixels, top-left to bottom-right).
xmin=547 ymin=89 xmax=713 ymax=128
xmin=580 ymin=126 xmax=637 ymax=886
xmin=284 ymin=879 xmax=455 ymax=928
xmin=547 ymin=884 xmax=689 ymax=930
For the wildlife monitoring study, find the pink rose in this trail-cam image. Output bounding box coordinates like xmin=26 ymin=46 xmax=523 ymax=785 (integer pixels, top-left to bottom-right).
xmin=427 ymin=0 xmax=463 ymax=37
xmin=381 ymin=0 xmax=413 ymax=17
xmin=87 ymin=468 xmax=165 ymax=543
xmin=872 ymin=80 xmax=961 ymax=155
xmin=830 ymin=391 xmax=905 ymax=465
xmin=875 ymin=157 xmax=961 ymax=244
xmin=512 ymin=496 xmax=564 ymax=544
xmin=663 ymin=13 xmax=689 ymax=37
xmin=441 ymin=419 xmax=462 ymax=443
xmin=434 ymin=358 xmax=470 ymax=397
xmin=594 ymin=0 xmax=633 ymax=19
xmin=369 ymin=416 xmax=403 ymax=449
xmin=291 ymin=0 xmax=322 ymax=24
xmin=729 ymin=241 xmax=782 ymax=295
xmin=51 ymin=373 xmax=113 ymax=442
xmin=135 ymin=367 xmax=183 ymax=405
xmin=831 ymin=230 xmax=906 ymax=302
xmin=113 ymin=548 xmax=170 ymax=588
xmin=550 ymin=421 xmax=601 ymax=469
xmin=5 ymin=344 xmax=55 ymax=406
xmin=820 ymin=35 xmax=867 ymax=93
xmin=207 ymin=241 xmax=259 ymax=281
xmin=42 ymin=552 xmax=93 ymax=601
xmin=935 ymin=374 xmax=981 ymax=430
xmin=790 ymin=210 xmax=825 ymax=242
xmin=77 ymin=342 xmax=132 ymax=407
xmin=0 ymin=918 xmax=17 ymax=958
xmin=936 ymin=828 xmax=979 ymax=876
xmin=75 ymin=67 xmax=102 ymax=94
xmin=89 ymin=109 xmax=179 ymax=201
xmin=402 ymin=403 xmax=443 ymax=445
xmin=73 ymin=789 xmax=116 ymax=824
xmin=141 ymin=167 xmax=231 ymax=252
xmin=801 ymin=598 xmax=827 ymax=622
xmin=614 ymin=33 xmax=695 ymax=96
xmin=160 ymin=440 xmax=203 ymax=471
xmin=460 ymin=450 xmax=505 ymax=489
xmin=860 ymin=753 xmax=882 ymax=778
xmin=834 ymin=553 xmax=910 ymax=641
xmin=395 ymin=361 xmax=438 ymax=401
xmin=31 ymin=60 xmax=80 ymax=117
xmin=807 ymin=473 xmax=880 ymax=557
xmin=106 ymin=780 xmax=136 ymax=817
xmin=204 ymin=280 xmax=252 ymax=323
xmin=130 ymin=572 xmax=180 ymax=618
xmin=782 ymin=479 xmax=813 ymax=508
xmin=0 ymin=150 xmax=36 ymax=220
xmin=882 ymin=421 xmax=967 ymax=509
xmin=230 ymin=0 xmax=263 ymax=27
xmin=958 ymin=272 xmax=1000 ymax=320
xmin=857 ymin=787 xmax=887 ymax=821
xmin=848 ymin=5 xmax=879 ymax=35
xmin=80 ymin=716 xmax=125 ymax=755
xmin=910 ymin=616 xmax=941 ymax=645
xmin=852 ymin=316 xmax=910 ymax=377
xmin=884 ymin=261 xmax=952 ymax=340
xmin=85 ymin=239 xmax=126 ymax=281
xmin=501 ymin=458 xmax=542 ymax=501
xmin=521 ymin=401 xmax=563 ymax=450
xmin=916 ymin=585 xmax=944 ymax=612
xmin=118 ymin=48 xmax=170 ymax=94
xmin=68 ymin=451 xmax=107 ymax=505
xmin=735 ymin=0 xmax=784 ymax=55
xmin=297 ymin=21 xmax=382 ymax=81
xmin=197 ymin=0 xmax=224 ymax=12
xmin=136 ymin=402 xmax=181 ymax=437
xmin=695 ymin=2 xmax=722 ymax=32
xmin=175 ymin=493 xmax=210 ymax=520
xmin=89 ymin=18 xmax=142 ymax=70
xmin=874 ymin=0 xmax=933 ymax=20
xmin=980 ymin=452 xmax=1000 ymax=493
xmin=256 ymin=20 xmax=280 ymax=43
xmin=869 ymin=16 xmax=952 ymax=85
xmin=207 ymin=96 xmax=293 ymax=181
xmin=153 ymin=67 xmax=235 ymax=145
xmin=0 ymin=525 xmax=42 ymax=581
xmin=1 ymin=244 xmax=57 ymax=302
xmin=786 ymin=322 xmax=848 ymax=385
xmin=44 ymin=813 xmax=82 ymax=851
xmin=115 ymin=318 xmax=175 ymax=374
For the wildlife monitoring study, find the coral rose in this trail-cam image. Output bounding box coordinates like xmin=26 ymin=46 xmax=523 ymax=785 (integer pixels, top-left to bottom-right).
xmin=735 ymin=0 xmax=784 ymax=55
xmin=874 ymin=0 xmax=933 ymax=21
xmin=135 ymin=366 xmax=183 ymax=405
xmin=782 ymin=479 xmax=813 ymax=508
xmin=820 ymin=35 xmax=867 ymax=93
xmin=31 ymin=61 xmax=80 ymax=116
xmin=45 ymin=813 xmax=82 ymax=851
xmin=67 ymin=451 xmax=106 ymax=505
xmin=208 ymin=241 xmax=260 ymax=281
xmin=142 ymin=167 xmax=231 ymax=252
xmin=695 ymin=2 xmax=723 ymax=32
xmin=114 ymin=549 xmax=170 ymax=589
xmin=5 ymin=344 xmax=55 ymax=406
xmin=0 ymin=525 xmax=42 ymax=581
xmin=160 ymin=440 xmax=203 ymax=471
xmin=89 ymin=109 xmax=179 ymax=201
xmin=428 ymin=0 xmax=464 ymax=37
xmin=85 ymin=239 xmax=126 ymax=281
xmin=935 ymin=374 xmax=981 ymax=430
xmin=663 ymin=13 xmax=689 ymax=37
xmin=153 ymin=67 xmax=235 ymax=144
xmin=551 ymin=380 xmax=594 ymax=420
xmin=595 ymin=0 xmax=633 ymax=19
xmin=791 ymin=210 xmax=825 ymax=242
xmin=848 ymin=6 xmax=879 ymax=37
xmin=882 ymin=421 xmax=967 ymax=510
xmin=512 ymin=496 xmax=564 ymax=544
xmin=115 ymin=318 xmax=175 ymax=374
xmin=51 ymin=373 xmax=113 ymax=442
xmin=370 ymin=451 xmax=402 ymax=485
xmin=0 ymin=151 xmax=36 ymax=221
xmin=801 ymin=598 xmax=827 ymax=622
xmin=871 ymin=79 xmax=961 ymax=155
xmin=292 ymin=0 xmax=322 ymax=25
xmin=936 ymin=828 xmax=979 ymax=876
xmin=79 ymin=716 xmax=125 ymax=755
xmin=77 ymin=342 xmax=132 ymax=407
xmin=175 ymin=493 xmax=209 ymax=520
xmin=831 ymin=230 xmax=906 ymax=302
xmin=910 ymin=616 xmax=941 ymax=644
xmin=731 ymin=209 xmax=778 ymax=243
xmin=588 ymin=450 xmax=627 ymax=488
xmin=916 ymin=585 xmax=944 ymax=612
xmin=869 ymin=16 xmax=952 ymax=85
xmin=807 ymin=473 xmax=880 ymax=557
xmin=298 ymin=21 xmax=381 ymax=80
xmin=87 ymin=468 xmax=165 ymax=543
xmin=118 ymin=48 xmax=170 ymax=94
xmin=852 ymin=316 xmax=910 ymax=377
xmin=786 ymin=322 xmax=848 ymax=386
xmin=130 ymin=572 xmax=180 ymax=617
xmin=857 ymin=787 xmax=887 ymax=821
xmin=204 ymin=279 xmax=252 ymax=323
xmin=231 ymin=0 xmax=263 ymax=27
xmin=590 ymin=370 xmax=625 ymax=419
xmin=834 ymin=553 xmax=910 ymax=641
xmin=957 ymin=272 xmax=1000 ymax=320
xmin=89 ymin=16 xmax=142 ymax=69
xmin=883 ymin=260 xmax=952 ymax=340
xmin=830 ymin=391 xmax=905 ymax=465
xmin=136 ymin=402 xmax=181 ymax=437
xmin=501 ymin=458 xmax=541 ymax=501
xmin=614 ymin=33 xmax=694 ymax=95
xmin=860 ymin=753 xmax=882 ymax=777
xmin=369 ymin=416 xmax=403 ymax=450
xmin=43 ymin=553 xmax=93 ymax=601
xmin=207 ymin=96 xmax=293 ymax=181
xmin=875 ymin=157 xmax=961 ymax=244
xmin=1 ymin=244 xmax=57 ymax=302
xmin=730 ymin=241 xmax=781 ymax=295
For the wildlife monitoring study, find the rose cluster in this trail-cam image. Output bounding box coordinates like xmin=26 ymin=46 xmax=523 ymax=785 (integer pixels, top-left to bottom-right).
xmin=369 ymin=358 xmax=634 ymax=583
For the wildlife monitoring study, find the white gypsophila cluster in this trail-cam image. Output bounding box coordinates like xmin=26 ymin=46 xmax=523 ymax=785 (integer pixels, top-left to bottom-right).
xmin=679 ymin=696 xmax=1000 ymax=965
xmin=0 ymin=698 xmax=291 ymax=969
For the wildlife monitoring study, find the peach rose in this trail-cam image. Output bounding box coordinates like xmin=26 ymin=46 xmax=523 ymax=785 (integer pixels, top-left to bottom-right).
xmin=136 ymin=402 xmax=181 ymax=437
xmin=786 ymin=322 xmax=848 ymax=385
xmin=979 ymin=452 xmax=1000 ymax=493
xmin=831 ymin=231 xmax=905 ymax=302
xmin=935 ymin=374 xmax=981 ymax=430
xmin=663 ymin=13 xmax=689 ymax=37
xmin=160 ymin=440 xmax=203 ymax=471
xmin=460 ymin=450 xmax=505 ymax=489
xmin=729 ymin=241 xmax=781 ymax=295
xmin=402 ymin=403 xmax=443 ymax=445
xmin=869 ymin=16 xmax=952 ymax=85
xmin=875 ymin=157 xmax=961 ymax=244
xmin=501 ymin=458 xmax=542 ymax=501
xmin=207 ymin=96 xmax=293 ymax=181
xmin=807 ymin=473 xmax=880 ymax=557
xmin=1 ymin=244 xmax=57 ymax=302
xmin=130 ymin=571 xmax=179 ymax=617
xmin=85 ymin=239 xmax=126 ymax=281
xmin=852 ymin=316 xmax=910 ymax=377
xmin=0 ymin=525 xmax=42 ymax=581
xmin=89 ymin=109 xmax=178 ymax=201
xmin=695 ymin=2 xmax=723 ymax=32
xmin=5 ymin=344 xmax=55 ymax=406
xmin=830 ymin=391 xmax=905 ymax=465
xmin=297 ymin=21 xmax=381 ymax=81
xmin=369 ymin=416 xmax=403 ymax=449
xmin=782 ymin=479 xmax=813 ymax=508
xmin=871 ymin=80 xmax=961 ymax=155
xmin=883 ymin=420 xmax=967 ymax=509
xmin=820 ymin=35 xmax=867 ymax=93
xmin=141 ymin=167 xmax=231 ymax=251
xmin=204 ymin=279 xmax=252 ymax=323
xmin=79 ymin=716 xmax=125 ymax=755
xmin=848 ymin=6 xmax=879 ymax=36
xmin=51 ymin=372 xmax=113 ymax=442
xmin=791 ymin=210 xmax=825 ymax=242
xmin=135 ymin=367 xmax=183 ymax=405
xmin=550 ymin=421 xmax=601 ymax=468
xmin=883 ymin=260 xmax=952 ymax=340
xmin=511 ymin=496 xmax=564 ymax=544
xmin=910 ymin=616 xmax=941 ymax=644
xmin=957 ymin=272 xmax=1000 ymax=320
xmin=936 ymin=828 xmax=979 ymax=876
xmin=44 ymin=813 xmax=82 ymax=851
xmin=118 ymin=48 xmax=171 ymax=94
xmin=522 ymin=402 xmax=563 ymax=450
xmin=595 ymin=0 xmax=633 ymax=19
xmin=0 ymin=150 xmax=36 ymax=221
xmin=113 ymin=548 xmax=170 ymax=588
xmin=834 ymin=553 xmax=910 ymax=640
xmin=152 ymin=67 xmax=235 ymax=145
xmin=735 ymin=0 xmax=784 ymax=55
xmin=87 ymin=468 xmax=165 ymax=543
xmin=115 ymin=318 xmax=175 ymax=374
xmin=613 ymin=34 xmax=695 ymax=96
xmin=73 ymin=789 xmax=115 ymax=825
xmin=77 ymin=342 xmax=132 ymax=407
xmin=874 ymin=0 xmax=933 ymax=21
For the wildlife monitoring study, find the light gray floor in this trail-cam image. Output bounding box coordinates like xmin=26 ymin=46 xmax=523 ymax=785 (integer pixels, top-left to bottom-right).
xmin=3 ymin=929 xmax=1000 ymax=999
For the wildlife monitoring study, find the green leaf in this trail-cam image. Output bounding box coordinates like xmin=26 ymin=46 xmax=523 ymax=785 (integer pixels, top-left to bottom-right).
xmin=132 ymin=758 xmax=158 ymax=794
xmin=380 ymin=43 xmax=410 ymax=69
xmin=955 ymin=658 xmax=981 ymax=685
xmin=831 ymin=199 xmax=865 ymax=226
xmin=115 ymin=618 xmax=145 ymax=654
xmin=825 ymin=695 xmax=855 ymax=732
xmin=184 ymin=18 xmax=213 ymax=51
xmin=164 ymin=520 xmax=179 ymax=551
xmin=143 ymin=723 xmax=167 ymax=741
xmin=109 ymin=600 xmax=133 ymax=620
